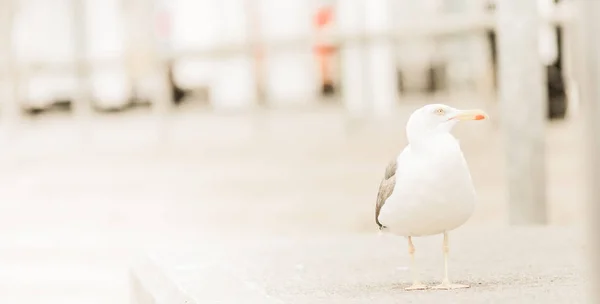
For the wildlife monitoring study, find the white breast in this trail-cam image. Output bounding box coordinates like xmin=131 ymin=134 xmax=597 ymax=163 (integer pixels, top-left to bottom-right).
xmin=378 ymin=135 xmax=477 ymax=237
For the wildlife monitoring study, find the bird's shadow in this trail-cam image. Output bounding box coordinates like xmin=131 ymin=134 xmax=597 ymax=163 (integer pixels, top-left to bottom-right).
xmin=388 ymin=276 xmax=553 ymax=292
xmin=390 ymin=281 xmax=473 ymax=292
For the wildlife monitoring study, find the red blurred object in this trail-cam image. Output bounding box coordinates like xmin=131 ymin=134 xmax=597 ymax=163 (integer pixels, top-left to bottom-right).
xmin=314 ymin=5 xmax=336 ymax=94
xmin=314 ymin=6 xmax=333 ymax=27
xmin=155 ymin=10 xmax=171 ymax=39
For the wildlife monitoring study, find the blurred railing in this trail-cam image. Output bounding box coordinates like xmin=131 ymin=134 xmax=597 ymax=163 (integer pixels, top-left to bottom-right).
xmin=0 ymin=0 xmax=576 ymax=129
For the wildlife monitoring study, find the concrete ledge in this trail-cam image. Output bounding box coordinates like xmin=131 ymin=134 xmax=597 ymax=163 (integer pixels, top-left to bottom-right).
xmin=130 ymin=227 xmax=586 ymax=303
xmin=130 ymin=253 xmax=195 ymax=304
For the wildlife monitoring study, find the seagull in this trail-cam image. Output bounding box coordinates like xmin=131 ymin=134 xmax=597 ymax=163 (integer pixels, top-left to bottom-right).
xmin=375 ymin=103 xmax=488 ymax=291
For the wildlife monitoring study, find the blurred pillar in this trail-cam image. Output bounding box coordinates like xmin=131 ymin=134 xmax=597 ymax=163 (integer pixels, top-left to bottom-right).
xmin=496 ymin=0 xmax=548 ymax=224
xmin=574 ymin=0 xmax=600 ymax=301
xmin=245 ymin=0 xmax=266 ymax=106
xmin=150 ymin=0 xmax=174 ymax=114
xmin=71 ymin=0 xmax=94 ymax=144
xmin=560 ymin=0 xmax=581 ymax=120
xmin=337 ymin=0 xmax=368 ymax=118
xmin=364 ymin=0 xmax=397 ymax=117
xmin=210 ymin=0 xmax=257 ymax=110
xmin=257 ymin=0 xmax=313 ymax=107
xmin=128 ymin=0 xmax=173 ymax=145
xmin=443 ymin=0 xmax=495 ymax=98
xmin=0 ymin=0 xmax=20 ymax=143
xmin=313 ymin=1 xmax=336 ymax=97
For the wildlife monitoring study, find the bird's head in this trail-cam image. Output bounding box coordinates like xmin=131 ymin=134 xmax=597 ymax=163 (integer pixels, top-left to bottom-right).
xmin=406 ymin=104 xmax=488 ymax=144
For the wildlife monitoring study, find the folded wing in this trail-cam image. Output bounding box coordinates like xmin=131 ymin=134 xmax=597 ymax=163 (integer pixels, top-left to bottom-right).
xmin=375 ymin=158 xmax=397 ymax=229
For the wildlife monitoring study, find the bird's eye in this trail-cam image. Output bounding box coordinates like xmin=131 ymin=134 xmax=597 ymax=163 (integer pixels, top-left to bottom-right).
xmin=434 ymin=108 xmax=445 ymax=115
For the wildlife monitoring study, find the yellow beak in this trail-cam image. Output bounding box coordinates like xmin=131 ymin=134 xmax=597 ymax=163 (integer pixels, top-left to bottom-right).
xmin=451 ymin=109 xmax=488 ymax=121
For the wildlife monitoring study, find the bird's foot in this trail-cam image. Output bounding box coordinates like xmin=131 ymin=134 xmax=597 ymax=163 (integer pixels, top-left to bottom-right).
xmin=405 ymin=282 xmax=428 ymax=291
xmin=431 ymin=281 xmax=470 ymax=290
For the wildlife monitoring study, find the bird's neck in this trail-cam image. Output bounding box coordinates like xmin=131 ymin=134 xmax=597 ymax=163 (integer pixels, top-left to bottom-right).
xmin=408 ymin=132 xmax=458 ymax=152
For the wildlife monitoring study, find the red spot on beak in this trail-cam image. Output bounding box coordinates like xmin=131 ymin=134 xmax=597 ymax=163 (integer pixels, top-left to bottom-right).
xmin=474 ymin=114 xmax=485 ymax=120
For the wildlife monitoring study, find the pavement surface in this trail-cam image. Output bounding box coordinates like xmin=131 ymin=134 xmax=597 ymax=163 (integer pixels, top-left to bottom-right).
xmin=0 ymin=99 xmax=589 ymax=303
xmin=132 ymin=226 xmax=587 ymax=304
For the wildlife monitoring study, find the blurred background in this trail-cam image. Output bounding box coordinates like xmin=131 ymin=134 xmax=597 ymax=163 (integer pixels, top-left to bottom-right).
xmin=0 ymin=0 xmax=586 ymax=303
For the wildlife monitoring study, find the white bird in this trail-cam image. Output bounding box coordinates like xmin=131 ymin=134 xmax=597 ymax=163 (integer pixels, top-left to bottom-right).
xmin=375 ymin=103 xmax=488 ymax=291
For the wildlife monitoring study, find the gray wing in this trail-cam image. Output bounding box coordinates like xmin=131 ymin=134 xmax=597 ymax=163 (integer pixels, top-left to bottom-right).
xmin=375 ymin=158 xmax=397 ymax=229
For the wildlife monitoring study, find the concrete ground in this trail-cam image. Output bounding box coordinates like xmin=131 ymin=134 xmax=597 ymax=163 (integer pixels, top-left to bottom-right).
xmin=132 ymin=227 xmax=587 ymax=304
xmin=0 ymin=99 xmax=589 ymax=303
